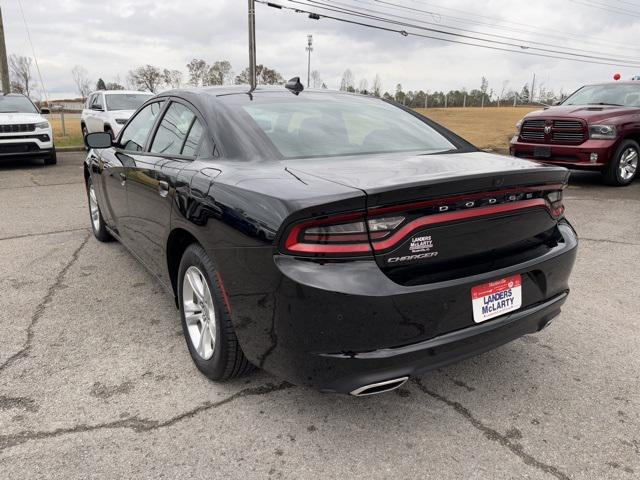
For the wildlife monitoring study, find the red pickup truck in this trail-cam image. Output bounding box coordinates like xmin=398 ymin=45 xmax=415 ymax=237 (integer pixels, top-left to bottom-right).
xmin=510 ymin=81 xmax=640 ymax=186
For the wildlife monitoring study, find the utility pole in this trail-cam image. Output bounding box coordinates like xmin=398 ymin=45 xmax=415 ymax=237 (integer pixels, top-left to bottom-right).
xmin=530 ymin=73 xmax=536 ymax=104
xmin=306 ymin=35 xmax=313 ymax=88
xmin=248 ymin=0 xmax=257 ymax=92
xmin=0 ymin=7 xmax=10 ymax=93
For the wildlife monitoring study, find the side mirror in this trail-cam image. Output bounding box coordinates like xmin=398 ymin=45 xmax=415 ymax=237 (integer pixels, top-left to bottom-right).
xmin=85 ymin=132 xmax=112 ymax=149
xmin=40 ymin=107 xmax=50 ymax=115
xmin=92 ymin=104 xmax=104 ymax=111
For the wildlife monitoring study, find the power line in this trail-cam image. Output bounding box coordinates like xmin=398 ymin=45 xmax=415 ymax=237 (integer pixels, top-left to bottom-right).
xmin=408 ymin=0 xmax=640 ymax=52
xmin=570 ymin=0 xmax=640 ymax=17
xmin=259 ymin=0 xmax=640 ymax=68
xmin=283 ymin=0 xmax=640 ymax=67
xmin=319 ymin=0 xmax=640 ymax=62
xmin=16 ymin=0 xmax=48 ymax=104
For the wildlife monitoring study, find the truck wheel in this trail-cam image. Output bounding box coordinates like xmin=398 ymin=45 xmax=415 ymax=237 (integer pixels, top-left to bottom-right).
xmin=178 ymin=244 xmax=254 ymax=381
xmin=44 ymin=147 xmax=57 ymax=166
xmin=603 ymin=140 xmax=638 ymax=186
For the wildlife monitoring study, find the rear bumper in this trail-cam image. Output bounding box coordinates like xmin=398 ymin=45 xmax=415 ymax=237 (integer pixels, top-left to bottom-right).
xmin=224 ymin=222 xmax=578 ymax=394
xmin=509 ymin=136 xmax=617 ymax=169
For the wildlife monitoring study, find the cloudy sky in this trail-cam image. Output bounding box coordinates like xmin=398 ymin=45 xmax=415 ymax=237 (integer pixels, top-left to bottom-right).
xmin=3 ymin=0 xmax=640 ymax=99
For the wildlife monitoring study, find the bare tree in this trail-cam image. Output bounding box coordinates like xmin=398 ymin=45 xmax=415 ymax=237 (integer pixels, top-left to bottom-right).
xmin=128 ymin=65 xmax=163 ymax=93
xmin=163 ymin=69 xmax=183 ymax=89
xmin=209 ymin=60 xmax=233 ymax=85
xmin=9 ymin=55 xmax=35 ymax=97
xmin=71 ymin=65 xmax=92 ymax=99
xmin=371 ymin=74 xmax=382 ymax=97
xmin=358 ymin=79 xmax=369 ymax=94
xmin=186 ymin=59 xmax=209 ymax=87
xmin=340 ymin=69 xmax=354 ymax=91
xmin=310 ymin=70 xmax=322 ymax=89
xmin=235 ymin=65 xmax=284 ymax=85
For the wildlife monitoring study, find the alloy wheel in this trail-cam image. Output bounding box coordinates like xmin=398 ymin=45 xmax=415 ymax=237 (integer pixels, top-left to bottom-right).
xmin=619 ymin=147 xmax=638 ymax=181
xmin=89 ymin=183 xmax=100 ymax=231
xmin=182 ymin=266 xmax=217 ymax=360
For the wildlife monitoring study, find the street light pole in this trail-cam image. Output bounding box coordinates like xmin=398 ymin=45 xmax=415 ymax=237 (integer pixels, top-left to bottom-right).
xmin=248 ymin=0 xmax=257 ymax=92
xmin=0 ymin=7 xmax=10 ymax=93
xmin=306 ymin=35 xmax=313 ymax=88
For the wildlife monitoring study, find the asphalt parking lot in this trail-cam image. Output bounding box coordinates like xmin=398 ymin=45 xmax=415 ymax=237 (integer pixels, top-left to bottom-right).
xmin=0 ymin=152 xmax=639 ymax=479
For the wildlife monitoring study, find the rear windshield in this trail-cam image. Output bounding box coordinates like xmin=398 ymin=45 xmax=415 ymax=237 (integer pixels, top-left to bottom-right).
xmin=238 ymin=94 xmax=455 ymax=158
xmin=562 ymin=84 xmax=640 ymax=107
xmin=106 ymin=93 xmax=153 ymax=111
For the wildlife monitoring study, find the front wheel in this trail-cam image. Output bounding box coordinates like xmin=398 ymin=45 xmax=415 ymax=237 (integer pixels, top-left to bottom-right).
xmin=81 ymin=124 xmax=89 ymax=151
xmin=603 ymin=140 xmax=638 ymax=186
xmin=178 ymin=244 xmax=253 ymax=381
xmin=44 ymin=147 xmax=57 ymax=166
xmin=86 ymin=176 xmax=112 ymax=242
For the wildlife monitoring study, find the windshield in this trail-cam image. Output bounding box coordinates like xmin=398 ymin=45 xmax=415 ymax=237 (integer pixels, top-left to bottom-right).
xmin=562 ymin=84 xmax=640 ymax=107
xmin=0 ymin=95 xmax=38 ymax=113
xmin=238 ymin=94 xmax=456 ymax=158
xmin=105 ymin=93 xmax=153 ymax=111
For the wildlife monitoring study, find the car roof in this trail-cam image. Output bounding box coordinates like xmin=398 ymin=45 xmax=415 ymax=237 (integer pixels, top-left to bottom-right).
xmin=157 ymin=85 xmax=362 ymax=99
xmin=584 ymin=81 xmax=640 ymax=87
xmin=90 ymin=90 xmax=154 ymax=95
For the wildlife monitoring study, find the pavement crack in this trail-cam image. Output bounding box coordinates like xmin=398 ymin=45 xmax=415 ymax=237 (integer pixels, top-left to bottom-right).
xmin=0 ymin=228 xmax=88 ymax=242
xmin=412 ymin=378 xmax=571 ymax=480
xmin=579 ymin=237 xmax=640 ymax=247
xmin=0 ymin=381 xmax=293 ymax=453
xmin=0 ymin=233 xmax=91 ymax=374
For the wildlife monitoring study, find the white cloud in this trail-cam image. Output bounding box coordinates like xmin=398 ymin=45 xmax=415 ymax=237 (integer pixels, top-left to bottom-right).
xmin=3 ymin=0 xmax=640 ymax=99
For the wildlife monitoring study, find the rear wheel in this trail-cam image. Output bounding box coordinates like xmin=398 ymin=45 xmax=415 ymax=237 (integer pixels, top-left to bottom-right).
xmin=603 ymin=140 xmax=638 ymax=186
xmin=86 ymin=176 xmax=112 ymax=242
xmin=178 ymin=244 xmax=253 ymax=380
xmin=81 ymin=124 xmax=89 ymax=150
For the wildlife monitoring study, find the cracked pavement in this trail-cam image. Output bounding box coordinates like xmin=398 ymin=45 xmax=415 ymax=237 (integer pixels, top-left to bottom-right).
xmin=0 ymin=153 xmax=639 ymax=479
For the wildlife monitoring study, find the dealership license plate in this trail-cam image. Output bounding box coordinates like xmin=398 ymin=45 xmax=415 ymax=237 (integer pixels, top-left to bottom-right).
xmin=471 ymin=275 xmax=522 ymax=323
xmin=533 ymin=146 xmax=551 ymax=158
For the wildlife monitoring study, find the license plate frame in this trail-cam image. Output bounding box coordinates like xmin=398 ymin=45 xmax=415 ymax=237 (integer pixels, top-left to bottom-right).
xmin=471 ymin=275 xmax=522 ymax=324
xmin=533 ymin=146 xmax=552 ymax=159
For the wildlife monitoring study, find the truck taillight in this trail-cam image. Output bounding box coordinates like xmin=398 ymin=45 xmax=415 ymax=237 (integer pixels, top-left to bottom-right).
xmin=545 ymin=190 xmax=565 ymax=219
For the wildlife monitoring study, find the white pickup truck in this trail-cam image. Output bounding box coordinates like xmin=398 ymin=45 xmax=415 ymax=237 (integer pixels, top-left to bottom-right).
xmin=81 ymin=90 xmax=153 ymax=142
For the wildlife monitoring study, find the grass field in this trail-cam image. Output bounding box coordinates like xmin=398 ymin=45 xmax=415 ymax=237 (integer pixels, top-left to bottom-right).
xmin=47 ymin=106 xmax=543 ymax=151
xmin=415 ymin=106 xmax=540 ymax=153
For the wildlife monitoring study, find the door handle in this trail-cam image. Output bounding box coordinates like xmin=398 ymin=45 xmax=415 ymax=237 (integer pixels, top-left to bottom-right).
xmin=158 ymin=180 xmax=169 ymax=197
xmin=119 ymin=172 xmax=126 ymax=186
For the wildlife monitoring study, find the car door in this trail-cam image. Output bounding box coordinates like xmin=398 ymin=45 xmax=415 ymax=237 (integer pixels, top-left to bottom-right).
xmin=87 ymin=93 xmax=105 ymax=132
xmin=100 ymin=100 xmax=166 ymax=243
xmin=124 ymin=99 xmax=208 ymax=284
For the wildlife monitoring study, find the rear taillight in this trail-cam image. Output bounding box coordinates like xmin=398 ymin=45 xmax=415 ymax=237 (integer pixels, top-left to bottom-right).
xmin=545 ymin=190 xmax=565 ymax=219
xmin=282 ymin=185 xmax=566 ymax=257
xmin=283 ymin=214 xmax=405 ymax=256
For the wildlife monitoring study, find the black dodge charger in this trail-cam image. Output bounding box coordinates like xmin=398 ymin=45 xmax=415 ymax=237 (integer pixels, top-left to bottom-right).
xmin=84 ymin=85 xmax=577 ymax=396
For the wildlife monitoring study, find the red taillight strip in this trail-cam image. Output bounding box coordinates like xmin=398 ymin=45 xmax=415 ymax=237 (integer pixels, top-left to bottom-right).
xmin=284 ymin=212 xmax=369 ymax=254
xmin=368 ymin=184 xmax=565 ymax=216
xmin=370 ymin=199 xmax=549 ymax=252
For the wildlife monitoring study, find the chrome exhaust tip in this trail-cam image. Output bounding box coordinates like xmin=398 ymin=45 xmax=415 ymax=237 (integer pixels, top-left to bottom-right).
xmin=350 ymin=376 xmax=409 ymax=397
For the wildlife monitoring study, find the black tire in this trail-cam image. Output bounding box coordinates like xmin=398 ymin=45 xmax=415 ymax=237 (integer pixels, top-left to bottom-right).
xmin=178 ymin=244 xmax=253 ymax=381
xmin=44 ymin=147 xmax=57 ymax=166
xmin=603 ymin=139 xmax=639 ymax=186
xmin=86 ymin=176 xmax=113 ymax=242
xmin=81 ymin=124 xmax=89 ymax=151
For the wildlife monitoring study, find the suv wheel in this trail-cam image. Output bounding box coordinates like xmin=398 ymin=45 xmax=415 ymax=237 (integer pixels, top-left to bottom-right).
xmin=44 ymin=147 xmax=57 ymax=166
xmin=177 ymin=244 xmax=253 ymax=380
xmin=81 ymin=124 xmax=89 ymax=151
xmin=604 ymin=139 xmax=638 ymax=186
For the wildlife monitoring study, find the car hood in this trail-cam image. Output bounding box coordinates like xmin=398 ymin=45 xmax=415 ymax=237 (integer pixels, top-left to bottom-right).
xmin=0 ymin=112 xmax=46 ymax=124
xmin=526 ymin=105 xmax=640 ymax=123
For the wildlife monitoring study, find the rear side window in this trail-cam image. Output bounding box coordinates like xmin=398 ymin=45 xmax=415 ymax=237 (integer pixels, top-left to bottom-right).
xmin=151 ymin=102 xmax=200 ymax=156
xmin=119 ymin=101 xmax=164 ymax=152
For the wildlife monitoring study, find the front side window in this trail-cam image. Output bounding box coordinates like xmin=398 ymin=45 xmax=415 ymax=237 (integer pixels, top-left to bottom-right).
xmin=106 ymin=94 xmax=153 ymax=112
xmin=91 ymin=94 xmax=104 ymax=110
xmin=119 ymin=101 xmax=164 ymax=152
xmin=0 ymin=95 xmax=38 ymax=114
xmin=239 ymin=94 xmax=456 ymax=158
xmin=151 ymin=102 xmax=201 ymax=156
xmin=563 ymin=84 xmax=640 ymax=107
